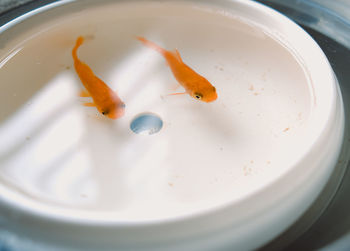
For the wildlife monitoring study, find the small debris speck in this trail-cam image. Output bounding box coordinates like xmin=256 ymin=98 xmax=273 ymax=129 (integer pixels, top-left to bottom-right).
xmin=66 ymin=66 xmax=71 ymax=70
xmin=25 ymin=137 xmax=30 ymax=141
xmin=243 ymin=166 xmax=252 ymax=176
xmin=168 ymin=182 xmax=174 ymax=187
xmin=267 ymin=161 xmax=271 ymax=164
xmin=249 ymin=85 xmax=254 ymax=91
xmin=297 ymin=112 xmax=302 ymax=120
xmin=283 ymin=127 xmax=290 ymax=132
xmin=85 ymin=34 xmax=95 ymax=40
xmin=253 ymin=92 xmax=260 ymax=96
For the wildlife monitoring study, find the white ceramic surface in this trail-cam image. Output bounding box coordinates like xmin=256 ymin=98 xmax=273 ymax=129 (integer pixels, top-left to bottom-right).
xmin=0 ymin=0 xmax=344 ymax=250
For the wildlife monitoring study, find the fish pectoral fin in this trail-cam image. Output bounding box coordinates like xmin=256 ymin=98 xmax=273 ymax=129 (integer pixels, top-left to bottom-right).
xmin=170 ymin=82 xmax=182 ymax=91
xmin=167 ymin=92 xmax=187 ymax=96
xmin=79 ymin=90 xmax=91 ymax=97
xmin=83 ymin=102 xmax=96 ymax=107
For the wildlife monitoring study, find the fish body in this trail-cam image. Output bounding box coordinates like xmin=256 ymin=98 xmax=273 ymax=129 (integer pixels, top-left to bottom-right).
xmin=72 ymin=36 xmax=125 ymax=119
xmin=137 ymin=37 xmax=217 ymax=102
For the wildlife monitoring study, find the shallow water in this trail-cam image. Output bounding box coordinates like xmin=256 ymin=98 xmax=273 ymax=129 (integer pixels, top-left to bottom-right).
xmin=0 ymin=1 xmax=314 ymax=221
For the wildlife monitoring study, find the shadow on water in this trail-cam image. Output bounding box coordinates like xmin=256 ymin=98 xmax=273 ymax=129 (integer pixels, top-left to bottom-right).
xmin=0 ymin=60 xmax=71 ymax=124
xmin=0 ymin=100 xmax=73 ymax=167
xmin=0 ymin=42 xmax=158 ymax=211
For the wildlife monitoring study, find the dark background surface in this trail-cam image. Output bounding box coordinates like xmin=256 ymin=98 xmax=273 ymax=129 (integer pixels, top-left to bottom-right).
xmin=0 ymin=0 xmax=32 ymax=14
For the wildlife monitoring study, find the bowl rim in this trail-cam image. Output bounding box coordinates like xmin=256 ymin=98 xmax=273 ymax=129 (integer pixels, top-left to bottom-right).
xmin=0 ymin=0 xmax=343 ymax=231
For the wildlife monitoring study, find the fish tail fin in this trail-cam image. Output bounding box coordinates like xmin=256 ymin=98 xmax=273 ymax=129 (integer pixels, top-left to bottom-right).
xmin=136 ymin=36 xmax=167 ymax=56
xmin=72 ymin=36 xmax=84 ymax=61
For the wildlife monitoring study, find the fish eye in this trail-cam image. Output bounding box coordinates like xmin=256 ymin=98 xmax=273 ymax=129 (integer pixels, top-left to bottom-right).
xmin=102 ymin=110 xmax=109 ymax=115
xmin=120 ymin=103 xmax=126 ymax=108
xmin=194 ymin=93 xmax=203 ymax=99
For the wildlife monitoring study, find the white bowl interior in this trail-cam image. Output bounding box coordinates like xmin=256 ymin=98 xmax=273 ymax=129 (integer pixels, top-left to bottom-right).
xmin=0 ymin=0 xmax=335 ymax=222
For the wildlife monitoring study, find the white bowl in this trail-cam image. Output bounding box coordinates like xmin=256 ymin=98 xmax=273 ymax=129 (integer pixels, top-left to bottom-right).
xmin=0 ymin=0 xmax=344 ymax=250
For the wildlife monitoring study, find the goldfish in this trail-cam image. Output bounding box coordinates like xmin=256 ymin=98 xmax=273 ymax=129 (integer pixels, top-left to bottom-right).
xmin=136 ymin=36 xmax=217 ymax=102
xmin=72 ymin=36 xmax=125 ymax=119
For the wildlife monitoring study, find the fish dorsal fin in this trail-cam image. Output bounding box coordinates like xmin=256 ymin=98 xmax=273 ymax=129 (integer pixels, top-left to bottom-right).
xmin=174 ymin=49 xmax=183 ymax=63
xmin=79 ymin=89 xmax=91 ymax=97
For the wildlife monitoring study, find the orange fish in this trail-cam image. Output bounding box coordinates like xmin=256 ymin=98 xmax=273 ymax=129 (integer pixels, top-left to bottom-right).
xmin=72 ymin=36 xmax=125 ymax=119
xmin=137 ymin=37 xmax=217 ymax=103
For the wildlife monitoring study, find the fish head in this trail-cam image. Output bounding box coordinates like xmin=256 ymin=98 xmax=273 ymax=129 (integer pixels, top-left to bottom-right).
xmin=191 ymin=83 xmax=218 ymax=103
xmin=101 ymin=102 xmax=125 ymax=119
